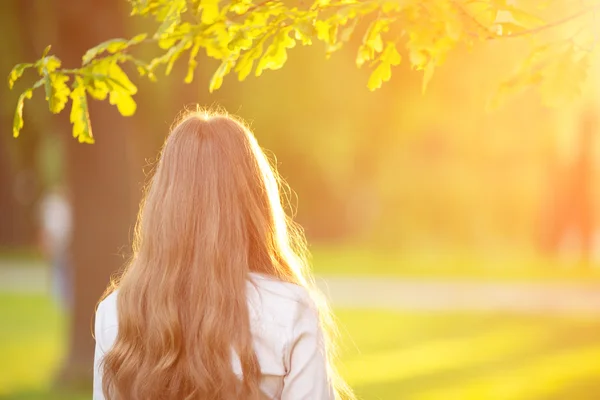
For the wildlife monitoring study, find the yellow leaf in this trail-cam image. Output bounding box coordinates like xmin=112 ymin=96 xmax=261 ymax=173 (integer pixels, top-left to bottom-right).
xmin=328 ymin=23 xmax=339 ymax=46
xmin=236 ymin=42 xmax=263 ymax=81
xmin=326 ymin=17 xmax=359 ymax=57
xmin=109 ymin=89 xmax=137 ymax=116
xmin=382 ymin=1 xmax=401 ymax=13
xmin=130 ymin=33 xmax=148 ymax=45
xmin=209 ymin=59 xmax=233 ymax=92
xmin=41 ymin=45 xmax=51 ymax=58
xmin=295 ymin=21 xmax=317 ymax=45
xmin=406 ymin=11 xmax=457 ymax=71
xmin=366 ymin=43 xmax=400 ymax=91
xmin=445 ymin=14 xmax=463 ymax=41
xmin=315 ymin=20 xmax=331 ymax=43
xmin=382 ymin=42 xmax=401 ymax=66
xmin=107 ymin=63 xmax=137 ymax=116
xmin=245 ymin=10 xmax=270 ymax=28
xmin=506 ymin=6 xmax=545 ymax=28
xmin=7 ymin=63 xmax=33 ymax=90
xmin=364 ymin=20 xmax=386 ymax=53
xmin=463 ymin=2 xmax=497 ymax=26
xmin=82 ymin=34 xmax=148 ymax=65
xmin=230 ymin=0 xmax=252 ymax=14
xmin=155 ymin=0 xmax=187 ymax=38
xmin=494 ymin=22 xmax=527 ymax=36
xmin=109 ymin=63 xmax=138 ymax=94
xmin=13 ymin=89 xmax=33 ymax=138
xmin=255 ymin=28 xmax=295 ymax=76
xmin=37 ymin=55 xmax=61 ymax=75
xmin=369 ymin=34 xmax=383 ymax=53
xmin=70 ymin=77 xmax=94 ymax=143
xmin=45 ymin=73 xmax=70 ymax=114
xmin=539 ymin=47 xmax=589 ymax=107
xmin=458 ymin=1 xmax=497 ymax=39
xmin=489 ymin=44 xmax=550 ymax=109
xmin=165 ymin=40 xmax=192 ymax=76
xmin=158 ymin=23 xmax=191 ymax=49
xmin=367 ymin=63 xmax=391 ymax=91
xmin=356 ymin=45 xmax=373 ymax=68
xmin=228 ymin=29 xmax=253 ymax=51
xmin=46 ymin=57 xmax=61 ymax=73
xmin=201 ymin=0 xmax=220 ymax=24
xmin=203 ymin=22 xmax=230 ymax=59
xmin=85 ymin=58 xmax=111 ymax=100
xmin=339 ymin=17 xmax=358 ymax=43
xmin=86 ymin=80 xmax=110 ymax=100
xmin=185 ymin=39 xmax=202 ymax=84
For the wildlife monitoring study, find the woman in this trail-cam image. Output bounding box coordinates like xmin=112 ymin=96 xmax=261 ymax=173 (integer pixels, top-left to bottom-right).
xmin=93 ymin=109 xmax=354 ymax=400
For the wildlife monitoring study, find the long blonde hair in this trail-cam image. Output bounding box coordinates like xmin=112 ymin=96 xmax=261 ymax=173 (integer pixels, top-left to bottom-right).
xmin=99 ymin=109 xmax=353 ymax=399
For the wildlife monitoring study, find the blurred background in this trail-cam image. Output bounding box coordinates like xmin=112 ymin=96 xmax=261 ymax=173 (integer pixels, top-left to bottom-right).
xmin=2 ymin=1 xmax=600 ymax=399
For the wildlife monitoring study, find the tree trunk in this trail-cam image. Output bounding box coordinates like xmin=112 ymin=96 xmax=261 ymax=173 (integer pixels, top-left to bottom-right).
xmin=53 ymin=0 xmax=138 ymax=386
xmin=539 ymin=108 xmax=597 ymax=266
xmin=0 ymin=134 xmax=29 ymax=247
xmin=0 ymin=0 xmax=43 ymax=249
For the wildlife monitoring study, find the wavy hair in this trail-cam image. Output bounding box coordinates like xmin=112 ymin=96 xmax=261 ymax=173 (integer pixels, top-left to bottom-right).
xmin=99 ymin=109 xmax=353 ymax=399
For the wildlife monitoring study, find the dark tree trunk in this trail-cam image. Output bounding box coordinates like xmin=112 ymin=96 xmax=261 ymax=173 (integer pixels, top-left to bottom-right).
xmin=53 ymin=0 xmax=139 ymax=386
xmin=0 ymin=135 xmax=29 ymax=247
xmin=0 ymin=0 xmax=43 ymax=249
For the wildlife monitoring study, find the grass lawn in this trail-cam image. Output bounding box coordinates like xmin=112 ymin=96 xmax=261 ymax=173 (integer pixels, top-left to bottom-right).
xmin=311 ymin=245 xmax=600 ymax=282
xmin=2 ymin=294 xmax=600 ymax=399
xmin=337 ymin=310 xmax=600 ymax=399
xmin=4 ymin=246 xmax=600 ymax=283
xmin=0 ymin=249 xmax=42 ymax=265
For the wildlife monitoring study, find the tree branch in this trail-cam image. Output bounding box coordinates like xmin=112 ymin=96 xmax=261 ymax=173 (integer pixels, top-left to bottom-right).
xmin=498 ymin=3 xmax=600 ymax=39
xmin=450 ymin=0 xmax=496 ymax=39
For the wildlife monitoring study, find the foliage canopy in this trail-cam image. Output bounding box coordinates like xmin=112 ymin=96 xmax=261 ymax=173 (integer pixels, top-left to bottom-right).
xmin=8 ymin=0 xmax=600 ymax=143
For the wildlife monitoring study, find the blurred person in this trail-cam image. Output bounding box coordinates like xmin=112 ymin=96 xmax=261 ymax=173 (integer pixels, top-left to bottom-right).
xmin=39 ymin=185 xmax=73 ymax=312
xmin=93 ymin=109 xmax=354 ymax=400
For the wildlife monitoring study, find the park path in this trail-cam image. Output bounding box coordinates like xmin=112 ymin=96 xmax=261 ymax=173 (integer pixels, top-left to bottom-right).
xmin=315 ymin=275 xmax=600 ymax=315
xmin=2 ymin=261 xmax=600 ymax=314
xmin=0 ymin=261 xmax=47 ymax=294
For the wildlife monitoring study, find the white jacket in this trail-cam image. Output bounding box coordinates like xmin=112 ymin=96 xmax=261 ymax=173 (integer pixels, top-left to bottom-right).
xmin=93 ymin=273 xmax=335 ymax=399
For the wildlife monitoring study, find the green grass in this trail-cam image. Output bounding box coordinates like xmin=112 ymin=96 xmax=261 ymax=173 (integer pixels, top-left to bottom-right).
xmin=0 ymin=249 xmax=42 ymax=265
xmin=336 ymin=310 xmax=600 ymax=399
xmin=311 ymin=245 xmax=600 ymax=282
xmin=5 ymin=245 xmax=600 ymax=282
xmin=0 ymin=294 xmax=74 ymax=399
xmin=2 ymin=294 xmax=600 ymax=399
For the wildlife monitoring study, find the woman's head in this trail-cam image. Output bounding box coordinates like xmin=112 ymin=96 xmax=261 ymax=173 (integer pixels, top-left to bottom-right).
xmin=100 ymin=109 xmax=352 ymax=399
xmin=136 ymin=109 xmax=306 ymax=284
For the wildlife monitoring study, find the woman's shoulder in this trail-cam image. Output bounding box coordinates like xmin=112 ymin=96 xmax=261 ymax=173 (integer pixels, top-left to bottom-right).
xmin=97 ymin=290 xmax=118 ymax=312
xmin=247 ymin=273 xmax=318 ymax=327
xmin=96 ymin=276 xmax=318 ymax=330
xmin=94 ymin=291 xmax=119 ymax=352
xmin=96 ymin=291 xmax=119 ymax=328
xmin=248 ymin=273 xmax=312 ymax=304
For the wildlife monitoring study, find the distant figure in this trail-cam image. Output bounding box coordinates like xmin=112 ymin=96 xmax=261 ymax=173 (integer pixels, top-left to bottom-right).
xmin=39 ymin=186 xmax=73 ymax=311
xmin=93 ymin=110 xmax=354 ymax=400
